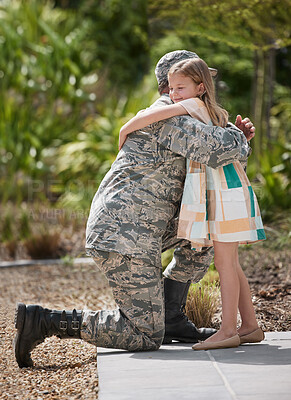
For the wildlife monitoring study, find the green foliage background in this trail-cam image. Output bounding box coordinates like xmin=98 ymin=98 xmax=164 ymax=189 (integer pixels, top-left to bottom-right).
xmin=0 ymin=0 xmax=290 ymax=222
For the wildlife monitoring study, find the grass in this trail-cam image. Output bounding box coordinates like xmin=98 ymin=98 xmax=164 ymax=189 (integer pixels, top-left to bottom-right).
xmin=1 ymin=212 xmax=14 ymax=242
xmin=23 ymin=231 xmax=61 ymax=259
xmin=185 ymin=269 xmax=220 ymax=328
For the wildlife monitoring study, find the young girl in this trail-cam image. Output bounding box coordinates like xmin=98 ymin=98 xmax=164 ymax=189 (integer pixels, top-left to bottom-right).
xmin=119 ymin=58 xmax=265 ymax=350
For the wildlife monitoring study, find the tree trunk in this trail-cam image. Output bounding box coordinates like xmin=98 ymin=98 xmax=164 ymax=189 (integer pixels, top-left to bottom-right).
xmin=265 ymin=47 xmax=276 ymax=144
xmin=251 ymin=49 xmax=265 ymax=163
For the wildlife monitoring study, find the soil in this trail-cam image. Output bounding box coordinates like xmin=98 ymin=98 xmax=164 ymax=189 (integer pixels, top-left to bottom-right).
xmin=0 ymin=212 xmax=290 ymax=399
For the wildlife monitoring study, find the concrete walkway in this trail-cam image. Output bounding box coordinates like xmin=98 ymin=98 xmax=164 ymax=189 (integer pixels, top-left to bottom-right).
xmin=0 ymin=257 xmax=95 ymax=268
xmin=97 ymin=332 xmax=291 ymax=400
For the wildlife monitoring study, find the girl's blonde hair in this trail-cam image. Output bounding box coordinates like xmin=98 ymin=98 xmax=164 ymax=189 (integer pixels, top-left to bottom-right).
xmin=168 ymin=58 xmax=228 ymax=127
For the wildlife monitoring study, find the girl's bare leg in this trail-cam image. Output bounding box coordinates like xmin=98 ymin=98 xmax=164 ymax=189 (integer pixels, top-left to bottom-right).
xmin=236 ymin=255 xmax=259 ymax=335
xmin=204 ymin=241 xmax=239 ymax=343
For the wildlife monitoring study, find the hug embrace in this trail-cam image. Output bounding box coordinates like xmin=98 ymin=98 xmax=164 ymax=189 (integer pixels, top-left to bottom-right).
xmin=14 ymin=50 xmax=265 ymax=368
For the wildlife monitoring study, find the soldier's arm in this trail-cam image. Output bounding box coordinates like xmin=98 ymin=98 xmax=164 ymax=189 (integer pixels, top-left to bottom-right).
xmin=148 ymin=96 xmax=251 ymax=168
xmin=126 ymin=94 xmax=251 ymax=168
xmin=119 ymin=103 xmax=188 ymax=150
xmin=149 ymin=115 xmax=251 ymax=169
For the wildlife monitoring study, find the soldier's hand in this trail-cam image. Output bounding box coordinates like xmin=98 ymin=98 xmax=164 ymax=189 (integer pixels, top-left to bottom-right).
xmin=235 ymin=115 xmax=255 ymax=142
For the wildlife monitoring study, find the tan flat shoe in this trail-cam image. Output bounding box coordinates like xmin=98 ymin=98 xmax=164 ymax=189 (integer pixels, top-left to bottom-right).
xmin=192 ymin=334 xmax=240 ymax=351
xmin=239 ymin=328 xmax=265 ymax=344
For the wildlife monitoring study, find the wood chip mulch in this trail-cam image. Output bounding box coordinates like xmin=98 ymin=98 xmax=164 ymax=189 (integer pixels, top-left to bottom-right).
xmin=0 ymin=262 xmax=115 ymax=400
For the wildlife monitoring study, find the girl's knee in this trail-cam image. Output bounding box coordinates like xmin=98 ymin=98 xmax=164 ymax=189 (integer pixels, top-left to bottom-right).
xmin=213 ymin=241 xmax=238 ymax=270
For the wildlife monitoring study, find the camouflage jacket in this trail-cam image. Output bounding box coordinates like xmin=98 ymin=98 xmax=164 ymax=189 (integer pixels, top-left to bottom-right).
xmin=86 ymin=94 xmax=250 ymax=267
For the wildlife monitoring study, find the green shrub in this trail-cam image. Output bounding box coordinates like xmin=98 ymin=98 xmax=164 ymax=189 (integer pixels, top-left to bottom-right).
xmin=1 ymin=212 xmax=14 ymax=242
xmin=19 ymin=210 xmax=31 ymax=240
xmin=248 ymin=141 xmax=291 ymax=220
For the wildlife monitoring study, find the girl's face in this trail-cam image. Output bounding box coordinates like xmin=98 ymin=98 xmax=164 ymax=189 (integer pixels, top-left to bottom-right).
xmin=168 ymin=73 xmax=203 ymax=103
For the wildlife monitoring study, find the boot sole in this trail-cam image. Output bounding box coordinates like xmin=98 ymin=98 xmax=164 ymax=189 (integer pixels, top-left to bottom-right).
xmin=13 ymin=303 xmax=33 ymax=368
xmin=163 ymin=336 xmax=199 ymax=344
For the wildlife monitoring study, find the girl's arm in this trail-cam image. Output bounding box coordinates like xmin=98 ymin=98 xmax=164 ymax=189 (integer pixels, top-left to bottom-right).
xmin=119 ymin=103 xmax=187 ymax=150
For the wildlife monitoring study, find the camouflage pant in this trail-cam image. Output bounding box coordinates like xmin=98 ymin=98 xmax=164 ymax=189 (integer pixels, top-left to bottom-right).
xmin=81 ymin=244 xmax=214 ymax=351
xmin=81 ymin=251 xmax=164 ymax=351
xmin=163 ymin=244 xmax=214 ymax=283
xmin=161 ymin=217 xmax=214 ymax=283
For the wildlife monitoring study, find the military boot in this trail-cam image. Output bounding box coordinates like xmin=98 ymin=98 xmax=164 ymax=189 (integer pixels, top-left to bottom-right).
xmin=163 ymin=278 xmax=216 ymax=344
xmin=14 ymin=303 xmax=82 ymax=368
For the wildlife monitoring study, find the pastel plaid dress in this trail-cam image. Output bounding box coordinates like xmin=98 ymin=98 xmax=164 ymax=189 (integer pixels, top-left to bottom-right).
xmin=177 ymin=98 xmax=266 ymax=248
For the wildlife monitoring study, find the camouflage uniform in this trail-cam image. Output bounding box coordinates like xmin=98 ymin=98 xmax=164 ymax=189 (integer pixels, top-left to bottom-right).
xmin=81 ymin=251 xmax=164 ymax=351
xmin=82 ymin=90 xmax=250 ymax=350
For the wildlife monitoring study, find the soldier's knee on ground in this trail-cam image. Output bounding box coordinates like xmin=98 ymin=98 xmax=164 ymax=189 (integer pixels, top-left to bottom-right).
xmin=126 ymin=330 xmax=163 ymax=352
xmin=144 ymin=324 xmax=164 ymax=351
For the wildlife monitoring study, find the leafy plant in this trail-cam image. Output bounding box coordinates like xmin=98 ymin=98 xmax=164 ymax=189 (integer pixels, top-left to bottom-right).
xmin=1 ymin=212 xmax=14 ymax=242
xmin=161 ymin=248 xmax=175 ymax=270
xmin=248 ymin=141 xmax=291 ymax=220
xmin=80 ymin=0 xmax=149 ymax=90
xmin=0 ymin=0 xmax=99 ymax=203
xmin=19 ymin=210 xmax=31 ymax=240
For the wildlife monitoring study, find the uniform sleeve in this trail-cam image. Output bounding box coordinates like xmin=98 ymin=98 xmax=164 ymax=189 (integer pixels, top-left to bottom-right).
xmin=152 ymin=115 xmax=250 ymax=169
